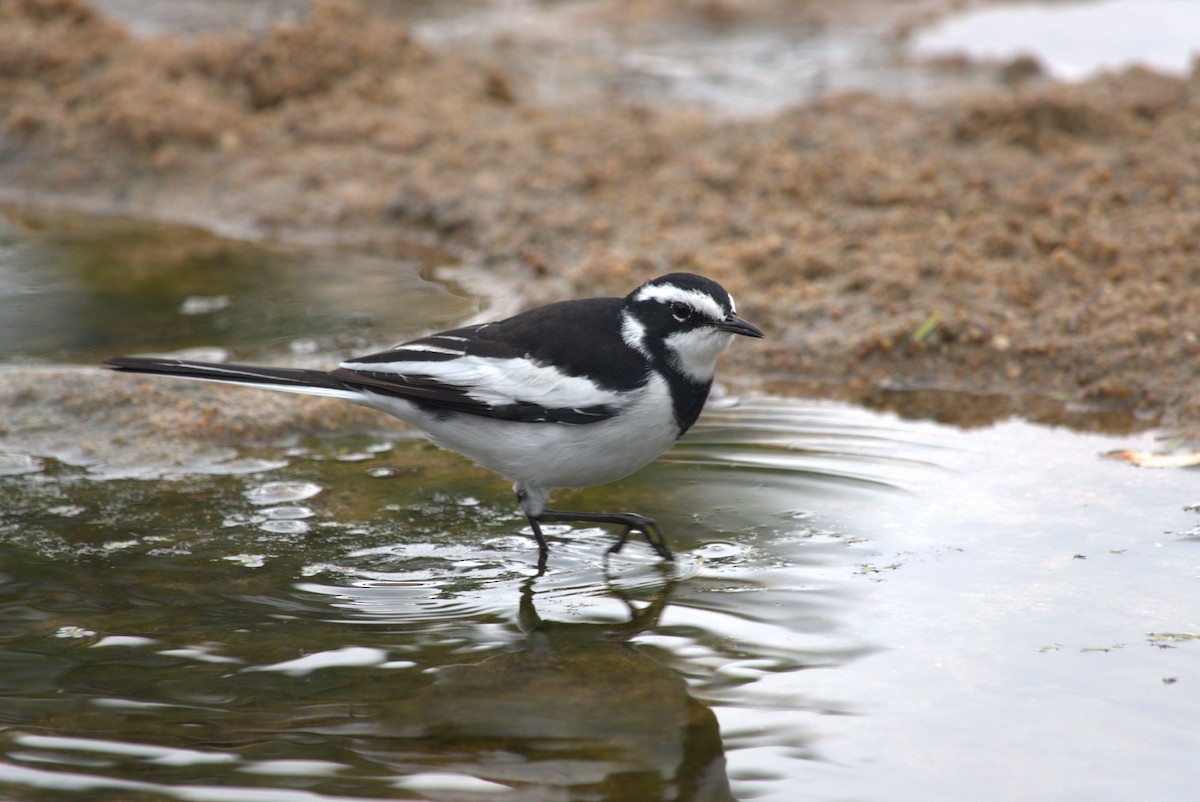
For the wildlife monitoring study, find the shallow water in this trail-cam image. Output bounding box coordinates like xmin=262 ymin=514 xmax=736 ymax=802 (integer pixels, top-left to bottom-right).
xmin=1 ymin=214 xmax=1198 ymax=801
xmin=0 ymin=208 xmax=473 ymax=364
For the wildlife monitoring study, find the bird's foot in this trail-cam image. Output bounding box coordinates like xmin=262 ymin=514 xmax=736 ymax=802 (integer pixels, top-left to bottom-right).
xmin=531 ymin=509 xmax=673 ymax=561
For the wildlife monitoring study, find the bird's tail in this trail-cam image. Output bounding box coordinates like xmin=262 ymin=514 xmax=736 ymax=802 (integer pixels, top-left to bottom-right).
xmin=104 ymin=356 xmax=362 ymax=401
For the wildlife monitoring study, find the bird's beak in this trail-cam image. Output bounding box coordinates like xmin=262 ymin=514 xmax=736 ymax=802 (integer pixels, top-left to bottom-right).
xmin=718 ymin=313 xmax=765 ymax=339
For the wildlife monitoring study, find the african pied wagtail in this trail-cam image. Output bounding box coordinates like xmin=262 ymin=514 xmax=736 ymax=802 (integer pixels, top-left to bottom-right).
xmin=107 ymin=272 xmax=764 ymax=562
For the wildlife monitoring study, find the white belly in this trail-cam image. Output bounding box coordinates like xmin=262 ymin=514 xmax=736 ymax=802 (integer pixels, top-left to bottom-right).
xmin=360 ymin=374 xmax=681 ymax=491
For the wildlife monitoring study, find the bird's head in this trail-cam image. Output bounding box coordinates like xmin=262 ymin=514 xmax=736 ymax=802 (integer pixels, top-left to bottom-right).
xmin=621 ymin=273 xmax=764 ymax=384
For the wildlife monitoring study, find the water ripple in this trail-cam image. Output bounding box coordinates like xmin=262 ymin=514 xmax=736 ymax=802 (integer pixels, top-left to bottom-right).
xmin=293 ymin=529 xmax=697 ymax=627
xmin=672 ymin=396 xmax=954 ymax=493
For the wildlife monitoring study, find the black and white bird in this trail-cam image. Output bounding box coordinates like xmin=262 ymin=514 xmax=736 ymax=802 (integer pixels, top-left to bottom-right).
xmin=107 ymin=272 xmax=763 ymax=562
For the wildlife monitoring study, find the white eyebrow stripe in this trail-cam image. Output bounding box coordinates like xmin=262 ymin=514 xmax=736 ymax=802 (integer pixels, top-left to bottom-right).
xmin=632 ymin=284 xmax=727 ymax=320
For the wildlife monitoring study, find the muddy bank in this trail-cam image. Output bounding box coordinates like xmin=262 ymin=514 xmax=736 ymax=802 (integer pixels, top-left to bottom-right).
xmin=2 ymin=0 xmax=1198 ymax=436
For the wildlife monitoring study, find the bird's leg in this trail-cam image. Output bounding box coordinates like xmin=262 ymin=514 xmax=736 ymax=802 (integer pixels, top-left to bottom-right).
xmin=534 ymin=509 xmax=674 ymax=561
xmin=517 ymin=486 xmax=552 ymax=569
xmin=524 ymin=514 xmax=551 ymax=571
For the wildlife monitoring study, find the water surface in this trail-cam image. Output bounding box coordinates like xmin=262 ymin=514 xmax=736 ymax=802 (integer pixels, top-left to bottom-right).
xmin=0 ymin=208 xmax=473 ymax=364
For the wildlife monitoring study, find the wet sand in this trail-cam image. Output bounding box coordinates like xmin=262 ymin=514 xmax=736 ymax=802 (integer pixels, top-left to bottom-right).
xmin=2 ymin=0 xmax=1198 ymax=440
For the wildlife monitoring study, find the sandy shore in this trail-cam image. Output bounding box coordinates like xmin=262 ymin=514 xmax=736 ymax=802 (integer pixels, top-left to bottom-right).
xmin=2 ymin=0 xmax=1198 ymax=445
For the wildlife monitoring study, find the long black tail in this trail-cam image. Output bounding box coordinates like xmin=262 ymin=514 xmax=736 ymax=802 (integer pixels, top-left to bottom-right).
xmin=105 ymin=357 xmax=360 ymax=400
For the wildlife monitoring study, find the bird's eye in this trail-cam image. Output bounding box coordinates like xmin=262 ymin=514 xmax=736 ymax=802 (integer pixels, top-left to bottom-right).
xmin=669 ymin=302 xmax=693 ymax=322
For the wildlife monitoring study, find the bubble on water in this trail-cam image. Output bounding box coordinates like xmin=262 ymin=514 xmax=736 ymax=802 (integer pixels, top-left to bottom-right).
xmin=367 ymin=466 xmax=397 ymax=478
xmin=258 ymin=519 xmax=309 ymax=535
xmin=244 ymin=481 xmax=322 ymax=505
xmin=46 ymin=504 xmax=86 ymax=517
xmin=261 ymin=505 xmax=314 ymax=520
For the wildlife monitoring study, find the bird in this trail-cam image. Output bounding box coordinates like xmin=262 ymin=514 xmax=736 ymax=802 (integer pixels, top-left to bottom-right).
xmin=106 ymin=272 xmax=764 ymax=563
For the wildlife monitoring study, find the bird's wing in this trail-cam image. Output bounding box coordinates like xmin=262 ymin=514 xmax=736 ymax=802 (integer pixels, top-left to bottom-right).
xmin=332 ymin=323 xmax=629 ymax=424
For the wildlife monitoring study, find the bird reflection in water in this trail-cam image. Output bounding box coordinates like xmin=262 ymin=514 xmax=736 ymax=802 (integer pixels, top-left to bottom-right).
xmin=362 ymin=572 xmax=735 ymax=801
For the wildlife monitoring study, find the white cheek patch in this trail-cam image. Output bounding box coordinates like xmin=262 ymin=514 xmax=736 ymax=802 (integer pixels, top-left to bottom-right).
xmin=633 ymin=284 xmax=727 ymax=322
xmin=663 ymin=327 xmax=734 ymax=383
